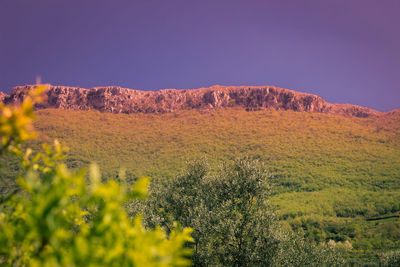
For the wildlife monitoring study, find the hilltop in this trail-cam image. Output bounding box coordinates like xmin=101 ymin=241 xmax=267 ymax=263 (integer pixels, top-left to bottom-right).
xmin=2 ymin=84 xmax=381 ymax=117
xmin=0 ymin=85 xmax=399 ymax=263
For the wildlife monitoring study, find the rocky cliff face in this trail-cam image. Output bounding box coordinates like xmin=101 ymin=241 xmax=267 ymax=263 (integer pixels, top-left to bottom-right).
xmin=2 ymin=85 xmax=381 ymax=117
xmin=0 ymin=91 xmax=8 ymax=103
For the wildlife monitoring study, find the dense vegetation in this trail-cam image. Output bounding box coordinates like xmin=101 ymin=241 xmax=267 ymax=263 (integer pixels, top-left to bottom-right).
xmin=0 ymin=102 xmax=399 ymax=264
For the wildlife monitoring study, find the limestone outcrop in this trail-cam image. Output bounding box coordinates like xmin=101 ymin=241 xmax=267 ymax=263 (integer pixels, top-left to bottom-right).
xmin=2 ymin=84 xmax=381 ymax=117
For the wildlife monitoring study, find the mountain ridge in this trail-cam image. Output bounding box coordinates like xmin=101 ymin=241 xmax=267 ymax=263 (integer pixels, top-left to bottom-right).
xmin=2 ymin=84 xmax=384 ymax=117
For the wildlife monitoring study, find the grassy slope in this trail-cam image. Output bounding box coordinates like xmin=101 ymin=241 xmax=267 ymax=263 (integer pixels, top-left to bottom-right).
xmin=3 ymin=107 xmax=400 ymax=260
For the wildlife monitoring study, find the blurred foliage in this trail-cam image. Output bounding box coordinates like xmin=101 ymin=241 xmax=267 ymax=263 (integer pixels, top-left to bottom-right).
xmin=0 ymin=86 xmax=193 ymax=266
xmin=0 ymin=85 xmax=45 ymax=155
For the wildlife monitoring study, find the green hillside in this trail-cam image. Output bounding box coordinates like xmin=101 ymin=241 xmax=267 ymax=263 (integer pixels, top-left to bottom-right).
xmin=2 ymin=107 xmax=400 ymax=263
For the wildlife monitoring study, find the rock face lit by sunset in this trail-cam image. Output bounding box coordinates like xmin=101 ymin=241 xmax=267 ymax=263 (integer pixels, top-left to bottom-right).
xmin=1 ymin=1 xmax=399 ymax=111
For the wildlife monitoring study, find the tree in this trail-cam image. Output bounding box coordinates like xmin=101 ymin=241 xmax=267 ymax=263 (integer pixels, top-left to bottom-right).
xmin=143 ymin=158 xmax=277 ymax=266
xmin=141 ymin=158 xmax=344 ymax=266
xmin=0 ymin=85 xmax=193 ymax=266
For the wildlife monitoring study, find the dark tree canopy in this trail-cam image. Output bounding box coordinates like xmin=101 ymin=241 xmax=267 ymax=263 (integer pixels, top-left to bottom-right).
xmin=137 ymin=158 xmax=344 ymax=266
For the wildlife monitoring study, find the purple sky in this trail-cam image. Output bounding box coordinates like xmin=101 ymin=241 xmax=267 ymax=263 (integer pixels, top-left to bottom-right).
xmin=1 ymin=0 xmax=399 ymax=111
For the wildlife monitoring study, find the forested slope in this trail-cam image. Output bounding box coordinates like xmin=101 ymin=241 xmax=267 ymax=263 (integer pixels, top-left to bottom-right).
xmin=1 ymin=107 xmax=399 ymax=262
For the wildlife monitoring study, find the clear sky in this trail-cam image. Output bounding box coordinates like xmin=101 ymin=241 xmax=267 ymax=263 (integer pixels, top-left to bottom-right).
xmin=0 ymin=0 xmax=399 ymax=111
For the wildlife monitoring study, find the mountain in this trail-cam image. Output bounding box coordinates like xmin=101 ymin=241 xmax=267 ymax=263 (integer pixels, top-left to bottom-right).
xmin=1 ymin=84 xmax=399 ymax=263
xmin=2 ymin=84 xmax=381 ymax=117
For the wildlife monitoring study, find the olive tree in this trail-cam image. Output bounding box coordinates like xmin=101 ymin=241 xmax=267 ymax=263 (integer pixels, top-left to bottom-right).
xmin=141 ymin=159 xmax=278 ymax=266
xmin=141 ymin=158 xmax=344 ymax=266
